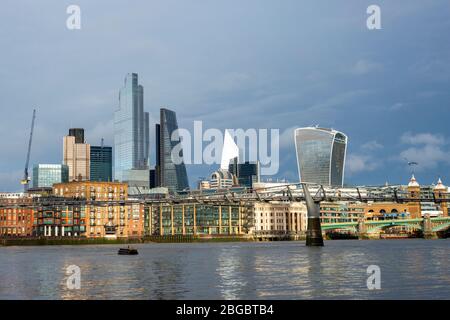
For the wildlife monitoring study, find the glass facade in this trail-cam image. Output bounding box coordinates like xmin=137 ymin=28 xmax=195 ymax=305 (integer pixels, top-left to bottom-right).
xmin=149 ymin=203 xmax=243 ymax=236
xmin=114 ymin=73 xmax=149 ymax=182
xmin=159 ymin=108 xmax=189 ymax=193
xmin=294 ymin=127 xmax=347 ymax=186
xmin=90 ymin=146 xmax=112 ymax=182
xmin=32 ymin=164 xmax=69 ymax=188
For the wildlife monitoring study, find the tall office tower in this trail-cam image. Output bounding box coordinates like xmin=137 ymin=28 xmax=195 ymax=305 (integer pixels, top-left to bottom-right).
xmin=113 ymin=73 xmax=150 ymax=184
xmin=63 ymin=132 xmax=91 ymax=182
xmin=229 ymin=160 xmax=260 ymax=188
xmin=69 ymin=128 xmax=85 ymax=144
xmin=159 ymin=108 xmax=189 ymax=192
xmin=294 ymin=127 xmax=347 ymax=187
xmin=32 ymin=164 xmax=69 ymax=188
xmin=154 ymin=123 xmax=161 ymax=187
xmin=90 ymin=142 xmax=112 ymax=182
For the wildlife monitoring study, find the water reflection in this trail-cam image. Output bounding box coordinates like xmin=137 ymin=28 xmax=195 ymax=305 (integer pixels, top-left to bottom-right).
xmin=0 ymin=240 xmax=449 ymax=300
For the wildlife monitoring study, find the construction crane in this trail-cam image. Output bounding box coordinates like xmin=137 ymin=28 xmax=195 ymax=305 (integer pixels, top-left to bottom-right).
xmin=21 ymin=109 xmax=36 ymax=192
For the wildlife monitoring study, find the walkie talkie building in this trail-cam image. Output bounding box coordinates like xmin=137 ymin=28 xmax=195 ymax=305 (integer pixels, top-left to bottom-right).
xmin=294 ymin=127 xmax=347 ymax=187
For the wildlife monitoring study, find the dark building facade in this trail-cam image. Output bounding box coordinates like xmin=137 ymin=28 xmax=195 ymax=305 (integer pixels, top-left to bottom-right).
xmin=69 ymin=128 xmax=85 ymax=144
xmin=229 ymin=160 xmax=260 ymax=188
xmin=149 ymin=169 xmax=157 ymax=188
xmin=154 ymin=123 xmax=161 ymax=187
xmin=159 ymin=108 xmax=189 ymax=193
xmin=90 ymin=146 xmax=113 ymax=182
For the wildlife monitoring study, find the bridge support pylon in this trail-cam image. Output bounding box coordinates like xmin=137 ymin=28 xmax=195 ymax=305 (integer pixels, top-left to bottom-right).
xmin=302 ymin=184 xmax=324 ymax=246
xmin=423 ymin=214 xmax=438 ymax=239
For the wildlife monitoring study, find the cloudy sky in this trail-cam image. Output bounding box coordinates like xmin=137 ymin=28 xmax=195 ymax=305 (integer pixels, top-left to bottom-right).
xmin=1 ymin=0 xmax=450 ymax=191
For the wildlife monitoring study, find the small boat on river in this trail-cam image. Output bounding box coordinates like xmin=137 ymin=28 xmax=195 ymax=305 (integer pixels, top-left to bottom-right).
xmin=118 ymin=246 xmax=139 ymax=255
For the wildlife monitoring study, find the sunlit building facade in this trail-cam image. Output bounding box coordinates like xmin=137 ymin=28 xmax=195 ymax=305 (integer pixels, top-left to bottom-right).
xmin=63 ymin=133 xmax=90 ymax=182
xmin=294 ymin=127 xmax=347 ymax=187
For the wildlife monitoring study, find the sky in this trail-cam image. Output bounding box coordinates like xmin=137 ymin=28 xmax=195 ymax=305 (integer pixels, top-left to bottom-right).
xmin=0 ymin=0 xmax=450 ymax=191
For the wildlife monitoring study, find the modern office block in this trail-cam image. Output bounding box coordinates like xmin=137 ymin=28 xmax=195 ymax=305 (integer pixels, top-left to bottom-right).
xmin=68 ymin=128 xmax=85 ymax=144
xmin=32 ymin=164 xmax=69 ymax=188
xmin=113 ymin=73 xmax=150 ymax=182
xmin=90 ymin=145 xmax=112 ymax=182
xmin=63 ymin=133 xmax=90 ymax=182
xmin=159 ymin=108 xmax=189 ymax=193
xmin=229 ymin=160 xmax=260 ymax=188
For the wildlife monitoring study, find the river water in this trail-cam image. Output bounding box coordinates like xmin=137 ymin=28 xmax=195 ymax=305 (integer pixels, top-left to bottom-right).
xmin=0 ymin=240 xmax=448 ymax=300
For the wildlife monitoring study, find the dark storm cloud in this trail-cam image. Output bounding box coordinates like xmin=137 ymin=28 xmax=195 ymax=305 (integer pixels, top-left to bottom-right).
xmin=1 ymin=0 xmax=450 ymax=191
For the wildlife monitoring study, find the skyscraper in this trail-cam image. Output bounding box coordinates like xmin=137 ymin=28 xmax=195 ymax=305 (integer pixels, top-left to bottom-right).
xmin=229 ymin=160 xmax=260 ymax=188
xmin=63 ymin=130 xmax=90 ymax=182
xmin=68 ymin=128 xmax=85 ymax=144
xmin=90 ymin=143 xmax=112 ymax=182
xmin=114 ymin=73 xmax=150 ymax=183
xmin=154 ymin=123 xmax=161 ymax=187
xmin=159 ymin=108 xmax=189 ymax=192
xmin=294 ymin=127 xmax=347 ymax=187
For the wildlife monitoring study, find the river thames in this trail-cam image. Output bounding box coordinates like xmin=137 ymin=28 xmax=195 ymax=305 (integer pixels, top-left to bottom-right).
xmin=0 ymin=239 xmax=448 ymax=300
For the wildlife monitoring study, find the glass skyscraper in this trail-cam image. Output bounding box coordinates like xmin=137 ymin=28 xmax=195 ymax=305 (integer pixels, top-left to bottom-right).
xmin=159 ymin=108 xmax=189 ymax=193
xmin=294 ymin=127 xmax=347 ymax=187
xmin=114 ymin=73 xmax=150 ymax=182
xmin=229 ymin=160 xmax=260 ymax=188
xmin=32 ymin=164 xmax=69 ymax=188
xmin=90 ymin=145 xmax=112 ymax=182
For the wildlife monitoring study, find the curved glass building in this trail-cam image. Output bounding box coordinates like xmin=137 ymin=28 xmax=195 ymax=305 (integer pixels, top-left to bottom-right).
xmin=294 ymin=127 xmax=347 ymax=187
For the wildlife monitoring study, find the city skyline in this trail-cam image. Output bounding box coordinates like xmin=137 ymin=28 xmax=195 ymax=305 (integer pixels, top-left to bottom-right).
xmin=1 ymin=1 xmax=450 ymax=191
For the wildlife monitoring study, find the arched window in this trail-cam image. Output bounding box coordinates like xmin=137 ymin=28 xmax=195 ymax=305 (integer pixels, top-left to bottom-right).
xmin=391 ymin=209 xmax=398 ymax=213
xmin=380 ymin=209 xmax=386 ymax=214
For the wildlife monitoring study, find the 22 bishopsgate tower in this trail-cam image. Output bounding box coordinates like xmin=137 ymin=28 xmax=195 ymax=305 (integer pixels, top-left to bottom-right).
xmin=294 ymin=127 xmax=347 ymax=187
xmin=114 ymin=73 xmax=150 ymax=182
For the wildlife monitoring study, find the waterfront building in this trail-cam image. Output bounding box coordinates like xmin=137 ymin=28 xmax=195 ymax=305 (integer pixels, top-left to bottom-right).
xmin=50 ymin=181 xmax=131 ymax=238
xmin=294 ymin=127 xmax=348 ymax=187
xmin=363 ymin=203 xmax=410 ymax=220
xmin=90 ymin=144 xmax=112 ymax=182
xmin=114 ymin=73 xmax=150 ymax=182
xmin=229 ymin=160 xmax=260 ymax=188
xmin=320 ymin=202 xmax=365 ymax=223
xmin=433 ymin=178 xmax=448 ymax=217
xmin=209 ymin=169 xmax=237 ymax=190
xmin=145 ymin=202 xmax=245 ymax=236
xmin=251 ymin=201 xmax=307 ymax=235
xmin=63 ymin=129 xmax=91 ymax=182
xmin=0 ymin=193 xmax=34 ymax=237
xmin=32 ymin=164 xmax=69 ymax=188
xmin=159 ymin=108 xmax=189 ymax=193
